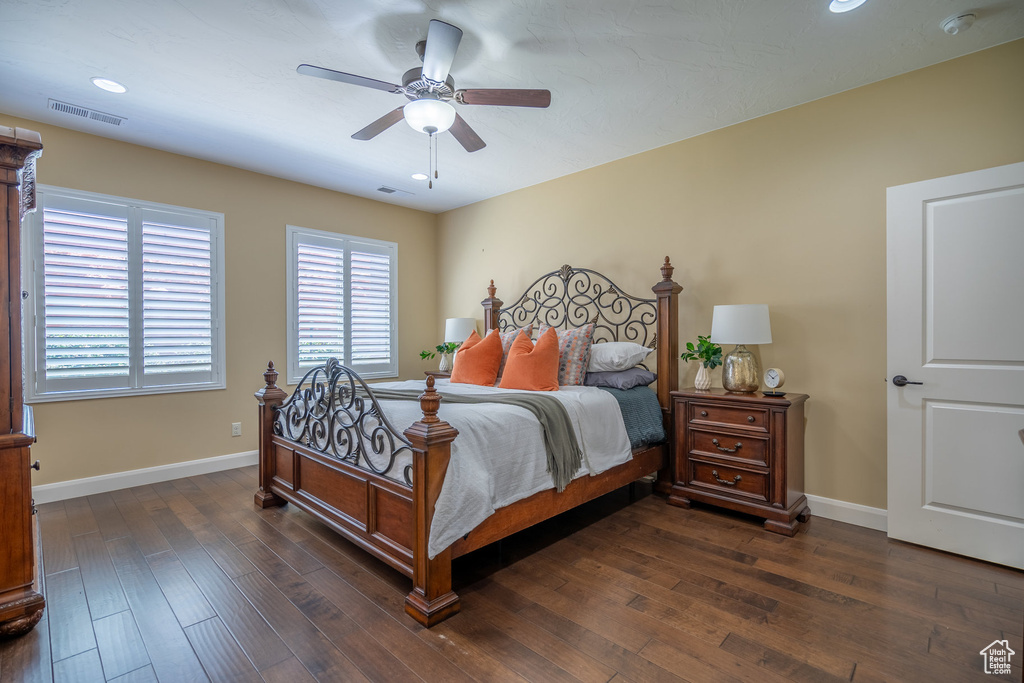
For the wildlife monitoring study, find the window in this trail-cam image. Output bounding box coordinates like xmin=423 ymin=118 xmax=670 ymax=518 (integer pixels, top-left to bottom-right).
xmin=286 ymin=225 xmax=397 ymax=384
xmin=23 ymin=186 xmax=225 ymax=401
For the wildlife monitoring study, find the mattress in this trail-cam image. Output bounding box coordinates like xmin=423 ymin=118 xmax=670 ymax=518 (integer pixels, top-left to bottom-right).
xmin=370 ymin=379 xmax=634 ymax=558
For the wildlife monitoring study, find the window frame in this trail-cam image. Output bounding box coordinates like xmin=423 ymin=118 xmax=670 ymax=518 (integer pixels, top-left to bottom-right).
xmin=286 ymin=225 xmax=398 ymax=385
xmin=22 ymin=185 xmax=226 ymax=403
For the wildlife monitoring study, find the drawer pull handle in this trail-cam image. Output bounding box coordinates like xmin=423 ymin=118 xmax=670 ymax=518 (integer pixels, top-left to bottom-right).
xmin=700 ymin=411 xmax=708 ymax=417
xmin=712 ymin=438 xmax=742 ymax=453
xmin=747 ymin=416 xmax=755 ymax=423
xmin=712 ymin=470 xmax=741 ymax=486
xmin=31 ymin=460 xmax=40 ymax=471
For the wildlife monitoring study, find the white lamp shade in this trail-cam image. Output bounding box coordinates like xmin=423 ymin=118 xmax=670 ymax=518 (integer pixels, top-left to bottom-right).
xmin=404 ymin=99 xmax=456 ymax=134
xmin=444 ymin=317 xmax=477 ymax=344
xmin=710 ymin=305 xmax=772 ymax=345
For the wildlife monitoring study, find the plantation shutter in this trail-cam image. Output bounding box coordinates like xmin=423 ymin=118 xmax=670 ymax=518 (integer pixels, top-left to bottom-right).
xmin=141 ymin=208 xmax=216 ymax=386
xmin=287 ymin=227 xmax=397 ymax=383
xmin=38 ymin=194 xmax=131 ymax=393
xmin=295 ymin=240 xmax=346 ymax=371
xmin=26 ymin=187 xmax=225 ymax=401
xmin=349 ymin=244 xmax=393 ymax=371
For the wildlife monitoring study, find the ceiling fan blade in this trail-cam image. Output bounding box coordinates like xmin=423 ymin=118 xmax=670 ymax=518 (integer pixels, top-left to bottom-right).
xmin=449 ymin=114 xmax=485 ymax=153
xmin=421 ymin=20 xmax=463 ymax=83
xmin=297 ymin=64 xmax=402 ymax=93
xmin=352 ymin=107 xmax=407 ymax=141
xmin=456 ymin=89 xmax=551 ymax=108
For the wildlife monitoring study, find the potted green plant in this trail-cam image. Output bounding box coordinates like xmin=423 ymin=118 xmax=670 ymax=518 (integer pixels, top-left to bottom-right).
xmin=420 ymin=341 xmax=462 ymax=373
xmin=680 ymin=335 xmax=722 ymax=390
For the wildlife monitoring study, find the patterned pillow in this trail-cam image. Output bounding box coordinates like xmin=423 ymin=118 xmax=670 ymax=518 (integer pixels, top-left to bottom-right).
xmin=498 ymin=324 xmax=533 ymax=376
xmin=538 ymin=323 xmax=596 ymax=386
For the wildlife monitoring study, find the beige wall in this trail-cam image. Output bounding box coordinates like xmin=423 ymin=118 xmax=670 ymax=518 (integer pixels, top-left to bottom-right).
xmin=2 ymin=115 xmax=439 ymax=486
xmin=437 ymin=39 xmax=1024 ymax=509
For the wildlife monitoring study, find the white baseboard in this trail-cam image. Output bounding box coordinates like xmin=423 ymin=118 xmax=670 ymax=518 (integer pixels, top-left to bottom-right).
xmin=805 ymin=493 xmax=888 ymax=532
xmin=32 ymin=450 xmax=259 ymax=505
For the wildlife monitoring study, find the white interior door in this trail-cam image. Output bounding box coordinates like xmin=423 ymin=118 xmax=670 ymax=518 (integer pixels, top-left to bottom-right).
xmin=887 ymin=161 xmax=1024 ymax=569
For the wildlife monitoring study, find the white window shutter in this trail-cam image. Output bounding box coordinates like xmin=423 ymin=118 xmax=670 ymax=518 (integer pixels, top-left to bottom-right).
xmin=349 ymin=246 xmax=393 ymax=370
xmin=295 ymin=241 xmax=346 ymax=371
xmin=287 ymin=227 xmax=397 ymax=383
xmin=141 ymin=209 xmax=215 ymax=385
xmin=26 ymin=187 xmax=225 ymax=402
xmin=38 ymin=198 xmax=131 ymax=393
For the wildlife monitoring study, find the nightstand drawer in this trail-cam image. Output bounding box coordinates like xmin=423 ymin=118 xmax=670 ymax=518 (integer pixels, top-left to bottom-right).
xmin=689 ymin=460 xmax=768 ymax=502
xmin=689 ymin=402 xmax=768 ymax=431
xmin=690 ymin=430 xmax=768 ymax=467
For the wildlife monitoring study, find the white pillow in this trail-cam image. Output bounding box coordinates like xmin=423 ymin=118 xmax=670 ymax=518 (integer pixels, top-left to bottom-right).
xmin=587 ymin=341 xmax=652 ymax=372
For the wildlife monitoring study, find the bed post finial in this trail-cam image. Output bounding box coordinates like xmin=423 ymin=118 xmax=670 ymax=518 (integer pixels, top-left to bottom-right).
xmin=482 ymin=279 xmax=503 ymax=333
xmin=419 ymin=375 xmax=441 ymax=424
xmin=263 ymin=361 xmax=279 ymax=390
xmin=661 ymin=256 xmax=674 ymax=282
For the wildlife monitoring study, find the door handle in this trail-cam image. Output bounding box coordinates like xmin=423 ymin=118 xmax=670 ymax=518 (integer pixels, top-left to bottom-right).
xmin=892 ymin=375 xmax=923 ymax=387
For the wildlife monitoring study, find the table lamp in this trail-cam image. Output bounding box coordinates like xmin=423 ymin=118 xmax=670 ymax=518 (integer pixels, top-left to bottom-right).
xmin=444 ymin=318 xmax=476 ymax=345
xmin=710 ymin=304 xmax=772 ymax=392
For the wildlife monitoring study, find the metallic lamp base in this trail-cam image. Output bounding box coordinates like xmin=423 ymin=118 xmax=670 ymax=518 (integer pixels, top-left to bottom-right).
xmin=722 ymin=344 xmax=760 ymax=393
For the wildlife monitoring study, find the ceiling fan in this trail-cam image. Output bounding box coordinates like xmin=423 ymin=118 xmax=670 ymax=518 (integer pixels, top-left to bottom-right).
xmin=297 ymin=19 xmax=551 ymax=153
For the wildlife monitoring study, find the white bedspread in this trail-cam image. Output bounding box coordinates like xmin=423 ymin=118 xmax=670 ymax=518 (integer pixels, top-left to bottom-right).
xmin=370 ymin=380 xmax=633 ymax=558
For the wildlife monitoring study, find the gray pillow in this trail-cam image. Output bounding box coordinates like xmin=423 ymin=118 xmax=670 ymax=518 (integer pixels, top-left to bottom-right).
xmin=584 ymin=367 xmax=657 ymax=391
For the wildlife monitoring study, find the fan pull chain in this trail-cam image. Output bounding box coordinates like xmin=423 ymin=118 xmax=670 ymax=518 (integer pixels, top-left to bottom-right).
xmin=427 ymin=132 xmax=434 ymax=189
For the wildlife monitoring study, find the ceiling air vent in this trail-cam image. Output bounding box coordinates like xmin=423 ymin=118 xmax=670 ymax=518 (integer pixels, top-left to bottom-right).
xmin=48 ymin=99 xmax=126 ymax=126
xmin=376 ymin=186 xmax=413 ymax=197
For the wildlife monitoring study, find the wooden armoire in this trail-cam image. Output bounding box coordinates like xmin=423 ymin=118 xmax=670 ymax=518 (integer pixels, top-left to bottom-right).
xmin=0 ymin=126 xmax=44 ymax=638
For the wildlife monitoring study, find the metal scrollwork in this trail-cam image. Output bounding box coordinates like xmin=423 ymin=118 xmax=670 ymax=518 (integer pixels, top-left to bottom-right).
xmin=274 ymin=359 xmax=414 ymax=486
xmin=497 ymin=265 xmax=659 ymax=364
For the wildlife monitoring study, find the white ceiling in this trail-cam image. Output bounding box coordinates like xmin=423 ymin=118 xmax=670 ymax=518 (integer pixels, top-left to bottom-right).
xmin=1 ymin=0 xmax=1021 ymax=213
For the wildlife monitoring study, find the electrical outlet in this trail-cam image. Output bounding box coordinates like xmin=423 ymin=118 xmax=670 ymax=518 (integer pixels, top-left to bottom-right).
xmin=231 ymin=422 xmax=242 ymax=437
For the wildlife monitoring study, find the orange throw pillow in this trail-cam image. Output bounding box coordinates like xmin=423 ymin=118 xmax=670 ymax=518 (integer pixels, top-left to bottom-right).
xmin=499 ymin=328 xmax=559 ymax=391
xmin=450 ymin=329 xmax=503 ymax=386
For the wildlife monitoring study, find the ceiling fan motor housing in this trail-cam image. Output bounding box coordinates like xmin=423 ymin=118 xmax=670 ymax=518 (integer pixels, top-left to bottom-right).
xmin=401 ymin=68 xmax=455 ymax=100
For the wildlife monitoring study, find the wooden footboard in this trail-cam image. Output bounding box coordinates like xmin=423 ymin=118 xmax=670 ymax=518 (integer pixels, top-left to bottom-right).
xmin=254 ymin=361 xmax=459 ymax=626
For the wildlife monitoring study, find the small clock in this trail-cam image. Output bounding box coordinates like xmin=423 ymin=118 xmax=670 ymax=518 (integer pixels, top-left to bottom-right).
xmin=763 ymin=368 xmax=786 ymax=396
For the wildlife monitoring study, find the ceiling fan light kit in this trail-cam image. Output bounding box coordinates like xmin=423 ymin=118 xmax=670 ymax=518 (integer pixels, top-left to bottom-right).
xmin=404 ymin=98 xmax=456 ymax=134
xmin=297 ymin=18 xmax=551 ymax=187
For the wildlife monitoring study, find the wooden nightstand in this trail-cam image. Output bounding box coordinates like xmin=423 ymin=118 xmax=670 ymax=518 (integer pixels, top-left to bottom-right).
xmin=424 ymin=371 xmax=451 ymax=379
xmin=668 ymin=388 xmax=810 ymax=535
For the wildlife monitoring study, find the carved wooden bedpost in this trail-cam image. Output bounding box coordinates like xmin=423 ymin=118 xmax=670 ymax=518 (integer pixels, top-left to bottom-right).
xmin=653 ymin=256 xmax=683 ymax=494
xmin=481 ymin=280 xmax=503 ymax=333
xmin=254 ymin=361 xmax=288 ymax=508
xmin=403 ymin=376 xmax=461 ymax=626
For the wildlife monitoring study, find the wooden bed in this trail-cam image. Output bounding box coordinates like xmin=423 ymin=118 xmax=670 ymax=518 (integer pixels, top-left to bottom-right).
xmin=253 ymin=257 xmax=682 ymax=626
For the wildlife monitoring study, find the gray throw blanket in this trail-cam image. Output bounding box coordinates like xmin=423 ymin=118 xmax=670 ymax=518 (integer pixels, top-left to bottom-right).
xmin=366 ymin=387 xmax=583 ymax=492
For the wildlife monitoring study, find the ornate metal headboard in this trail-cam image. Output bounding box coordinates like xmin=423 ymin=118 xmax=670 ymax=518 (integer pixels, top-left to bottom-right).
xmin=492 ymin=264 xmax=658 ymax=350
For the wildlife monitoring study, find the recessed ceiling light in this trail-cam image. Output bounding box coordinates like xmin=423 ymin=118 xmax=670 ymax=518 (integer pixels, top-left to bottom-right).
xmin=829 ymin=0 xmax=867 ymax=13
xmin=411 ymin=173 xmax=428 ymax=181
xmin=91 ymin=77 xmax=127 ymax=94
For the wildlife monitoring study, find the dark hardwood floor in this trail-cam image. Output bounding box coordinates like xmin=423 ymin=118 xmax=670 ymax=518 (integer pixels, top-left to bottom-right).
xmin=1 ymin=465 xmax=1021 ymax=682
